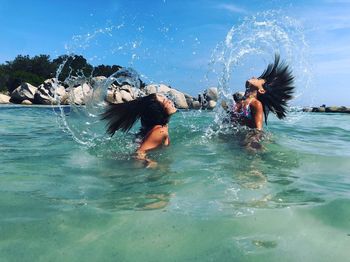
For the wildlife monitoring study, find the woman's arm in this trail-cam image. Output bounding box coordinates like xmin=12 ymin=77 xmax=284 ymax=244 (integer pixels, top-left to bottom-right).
xmin=135 ymin=126 xmax=168 ymax=168
xmin=242 ymin=100 xmax=264 ymax=152
xmin=251 ymin=100 xmax=264 ymax=130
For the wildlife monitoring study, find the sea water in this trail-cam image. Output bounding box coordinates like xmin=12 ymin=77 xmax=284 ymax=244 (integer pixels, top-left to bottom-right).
xmin=1 ymin=105 xmax=350 ymax=261
xmin=1 ymin=9 xmax=349 ymax=262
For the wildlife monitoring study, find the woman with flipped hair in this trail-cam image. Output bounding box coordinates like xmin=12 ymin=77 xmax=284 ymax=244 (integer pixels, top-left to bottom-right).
xmin=236 ymin=54 xmax=295 ymax=129
xmin=234 ymin=54 xmax=295 ymax=150
xmin=101 ymin=93 xmax=177 ymax=168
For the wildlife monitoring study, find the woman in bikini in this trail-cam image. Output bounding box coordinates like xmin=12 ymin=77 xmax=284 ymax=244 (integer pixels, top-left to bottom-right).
xmin=234 ymin=54 xmax=295 ymax=130
xmin=233 ymin=54 xmax=295 ymax=150
xmin=101 ymin=93 xmax=177 ymax=168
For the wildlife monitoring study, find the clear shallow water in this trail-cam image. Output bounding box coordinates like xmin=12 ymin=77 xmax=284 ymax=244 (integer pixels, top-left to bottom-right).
xmin=1 ymin=105 xmax=350 ymax=261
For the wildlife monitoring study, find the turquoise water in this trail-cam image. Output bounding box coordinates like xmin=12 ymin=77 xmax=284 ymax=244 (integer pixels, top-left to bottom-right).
xmin=1 ymin=105 xmax=350 ymax=261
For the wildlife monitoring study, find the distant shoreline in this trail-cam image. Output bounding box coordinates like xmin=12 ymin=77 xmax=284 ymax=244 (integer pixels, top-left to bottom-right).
xmin=302 ymin=106 xmax=350 ymax=113
xmin=1 ymin=104 xmax=350 ymax=114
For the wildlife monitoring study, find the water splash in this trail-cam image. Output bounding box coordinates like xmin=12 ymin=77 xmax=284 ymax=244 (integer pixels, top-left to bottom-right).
xmin=206 ymin=10 xmax=311 ymax=134
xmin=52 ymin=10 xmax=311 ymax=156
xmin=53 ymin=59 xmax=143 ymax=154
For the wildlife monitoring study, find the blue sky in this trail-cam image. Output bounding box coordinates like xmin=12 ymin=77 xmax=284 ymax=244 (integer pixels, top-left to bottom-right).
xmin=0 ymin=0 xmax=349 ymax=106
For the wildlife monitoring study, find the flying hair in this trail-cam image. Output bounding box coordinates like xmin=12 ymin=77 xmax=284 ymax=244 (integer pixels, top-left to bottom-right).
xmin=258 ymin=54 xmax=295 ymax=124
xmin=101 ymin=93 xmax=169 ymax=137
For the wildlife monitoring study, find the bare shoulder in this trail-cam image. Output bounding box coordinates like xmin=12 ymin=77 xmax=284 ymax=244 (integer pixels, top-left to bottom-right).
xmin=143 ymin=125 xmax=168 ymax=143
xmin=149 ymin=125 xmax=168 ymax=136
xmin=250 ymin=99 xmax=263 ymax=111
xmin=137 ymin=125 xmax=169 ymax=153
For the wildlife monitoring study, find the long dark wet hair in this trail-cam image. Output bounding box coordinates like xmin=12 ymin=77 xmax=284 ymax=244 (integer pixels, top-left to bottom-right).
xmin=258 ymin=54 xmax=295 ymax=124
xmin=101 ymin=93 xmax=169 ymax=138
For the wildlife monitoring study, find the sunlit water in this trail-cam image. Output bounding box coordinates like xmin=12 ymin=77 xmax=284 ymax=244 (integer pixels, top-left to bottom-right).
xmin=1 ymin=105 xmax=350 ymax=261
xmin=1 ymin=8 xmax=347 ymax=262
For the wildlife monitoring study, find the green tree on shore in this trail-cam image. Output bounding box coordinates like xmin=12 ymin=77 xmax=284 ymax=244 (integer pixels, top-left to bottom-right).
xmin=0 ymin=54 xmax=123 ymax=93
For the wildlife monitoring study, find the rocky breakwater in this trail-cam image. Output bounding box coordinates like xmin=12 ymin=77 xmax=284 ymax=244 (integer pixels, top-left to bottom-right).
xmin=303 ymin=106 xmax=350 ymax=113
xmin=1 ymin=76 xmax=219 ymax=110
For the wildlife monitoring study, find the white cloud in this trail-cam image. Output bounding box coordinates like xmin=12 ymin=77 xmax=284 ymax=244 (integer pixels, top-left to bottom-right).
xmin=216 ymin=3 xmax=247 ymax=14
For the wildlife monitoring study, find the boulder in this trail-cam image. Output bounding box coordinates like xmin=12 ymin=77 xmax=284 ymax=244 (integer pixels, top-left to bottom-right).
xmin=302 ymin=107 xmax=312 ymax=112
xmin=316 ymin=107 xmax=326 ymax=112
xmin=69 ymin=83 xmax=93 ymax=105
xmin=119 ymin=84 xmax=133 ymax=93
xmin=34 ymin=79 xmax=66 ymax=105
xmin=168 ymin=89 xmax=188 ymax=109
xmin=338 ymin=106 xmax=348 ymax=112
xmin=21 ymin=99 xmax=32 ymax=105
xmin=120 ymin=89 xmax=133 ymax=102
xmin=340 ymin=107 xmax=350 ymax=113
xmin=204 ymin=87 xmax=218 ymax=102
xmin=325 ymin=106 xmax=350 ymax=113
xmin=184 ymin=93 xmax=194 ymax=108
xmin=131 ymin=87 xmax=145 ymax=98
xmin=90 ymin=76 xmax=107 ymax=88
xmin=11 ymin=83 xmax=37 ymax=103
xmin=144 ymin=84 xmax=171 ymax=95
xmin=325 ymin=106 xmax=340 ymax=112
xmin=106 ymin=90 xmax=123 ymax=104
xmin=0 ymin=93 xmax=10 ymax=104
xmin=191 ymin=101 xmax=201 ymax=110
xmin=207 ymin=100 xmax=217 ymax=110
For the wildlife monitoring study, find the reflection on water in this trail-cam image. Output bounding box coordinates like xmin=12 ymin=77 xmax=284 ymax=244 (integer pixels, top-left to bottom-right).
xmin=97 ymin=160 xmax=178 ymax=211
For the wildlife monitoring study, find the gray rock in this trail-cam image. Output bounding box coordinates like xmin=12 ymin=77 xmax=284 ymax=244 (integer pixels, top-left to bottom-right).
xmin=119 ymin=84 xmax=133 ymax=93
xmin=11 ymin=83 xmax=37 ymax=102
xmin=106 ymin=90 xmax=123 ymax=104
xmin=21 ymin=99 xmax=32 ymax=105
xmin=144 ymin=84 xmax=171 ymax=95
xmin=90 ymin=76 xmax=107 ymax=88
xmin=69 ymin=83 xmax=93 ymax=105
xmin=191 ymin=101 xmax=201 ymax=110
xmin=325 ymin=106 xmax=339 ymax=112
xmin=120 ymin=90 xmax=134 ymax=102
xmin=143 ymin=84 xmax=189 ymax=109
xmin=307 ymin=106 xmax=350 ymax=113
xmin=0 ymin=93 xmax=10 ymax=104
xmin=184 ymin=93 xmax=194 ymax=107
xmin=233 ymin=92 xmax=245 ymax=102
xmin=204 ymin=87 xmax=218 ymax=102
xmin=34 ymin=78 xmax=66 ymax=105
xmin=131 ymin=87 xmax=145 ymax=98
xmin=341 ymin=107 xmax=350 ymax=113
xmin=302 ymin=107 xmax=312 ymax=112
xmin=168 ymin=89 xmax=188 ymax=109
xmin=325 ymin=106 xmax=350 ymax=113
xmin=338 ymin=106 xmax=348 ymax=112
xmin=207 ymin=100 xmax=217 ymax=110
xmin=316 ymin=107 xmax=326 ymax=112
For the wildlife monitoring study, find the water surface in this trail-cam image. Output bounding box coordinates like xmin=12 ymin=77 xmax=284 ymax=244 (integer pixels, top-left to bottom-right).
xmin=1 ymin=105 xmax=350 ymax=261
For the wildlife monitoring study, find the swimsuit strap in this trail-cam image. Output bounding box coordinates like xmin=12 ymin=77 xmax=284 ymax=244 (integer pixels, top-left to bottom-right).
xmin=240 ymin=99 xmax=253 ymax=119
